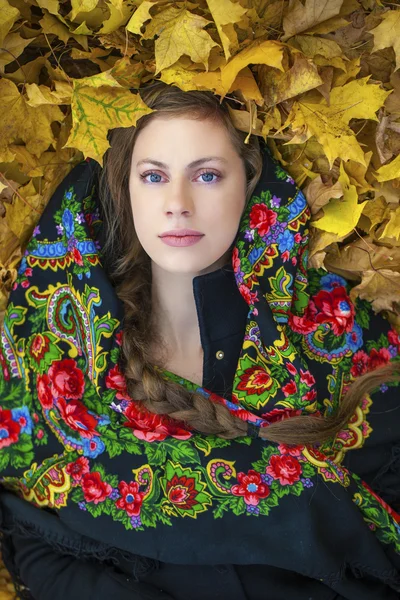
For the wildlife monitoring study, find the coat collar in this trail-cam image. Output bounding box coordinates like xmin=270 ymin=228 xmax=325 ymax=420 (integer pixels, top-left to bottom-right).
xmin=192 ymin=262 xmax=249 ymax=345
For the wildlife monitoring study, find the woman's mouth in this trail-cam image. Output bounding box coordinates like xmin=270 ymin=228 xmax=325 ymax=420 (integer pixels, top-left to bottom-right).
xmin=160 ymin=235 xmax=204 ymax=247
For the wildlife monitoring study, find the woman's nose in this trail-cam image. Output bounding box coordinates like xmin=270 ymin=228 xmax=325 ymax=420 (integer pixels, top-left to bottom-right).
xmin=164 ymin=182 xmax=194 ymax=215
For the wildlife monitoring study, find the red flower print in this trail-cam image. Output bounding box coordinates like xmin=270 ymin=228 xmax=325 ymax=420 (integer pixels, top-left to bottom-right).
xmin=0 ymin=407 xmax=21 ymax=449
xmin=48 ymin=359 xmax=85 ymax=400
xmin=105 ymin=363 xmax=131 ymax=401
xmin=232 ymin=246 xmax=240 ymax=274
xmin=350 ymin=350 xmax=370 ymax=377
xmin=231 ymin=470 xmax=270 ymax=506
xmin=123 ymin=402 xmax=192 ymax=442
xmin=166 ymin=474 xmax=198 ymax=509
xmin=281 ymin=380 xmax=297 ymax=397
xmin=21 ymin=280 xmax=29 ymax=288
xmin=266 ymin=454 xmax=302 ymax=485
xmin=277 ymin=443 xmax=304 ymax=457
xmin=238 ymin=283 xmax=258 ymax=306
xmin=369 ymin=347 xmax=391 ymax=371
xmin=261 ymin=407 xmax=303 ymax=423
xmin=286 ymin=363 xmax=297 ymax=376
xmin=249 ymin=204 xmax=277 ymax=237
xmin=299 ymin=369 xmax=315 ymax=386
xmin=72 ymin=247 xmax=84 ymax=266
xmin=31 ymin=334 xmax=51 ymax=366
xmin=115 ymin=331 xmax=123 ymax=346
xmin=294 ymin=233 xmax=302 ymax=243
xmin=66 ymin=456 xmax=90 ymax=483
xmin=116 ymin=480 xmax=145 ymax=516
xmin=57 ymin=398 xmax=100 ymax=439
xmin=37 ymin=373 xmax=54 ymax=409
xmin=236 ymin=366 xmax=274 ymax=395
xmin=313 ymin=286 xmax=355 ymax=336
xmin=82 ymin=471 xmax=112 ymax=505
xmin=288 ymin=301 xmax=318 ymax=334
xmin=302 ymin=388 xmax=317 ymax=402
xmin=282 ymin=250 xmax=290 ymax=262
xmin=388 ymin=328 xmax=400 ymax=348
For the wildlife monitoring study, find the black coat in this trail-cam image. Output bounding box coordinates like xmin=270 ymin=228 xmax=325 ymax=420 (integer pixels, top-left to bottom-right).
xmin=0 ymin=261 xmax=398 ymax=600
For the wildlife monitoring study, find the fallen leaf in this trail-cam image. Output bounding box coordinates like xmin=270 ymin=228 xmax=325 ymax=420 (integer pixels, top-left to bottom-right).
xmin=374 ymin=153 xmax=400 ymax=182
xmin=0 ymin=78 xmax=65 ymax=159
xmin=286 ymin=77 xmax=391 ymax=166
xmin=259 ymin=50 xmax=323 ymax=107
xmin=64 ymin=76 xmax=154 ymax=165
xmin=311 ymin=161 xmax=368 ymax=235
xmin=143 ymin=7 xmax=219 ymax=74
xmin=205 ymin=0 xmax=247 ymax=60
xmin=303 ymin=175 xmax=343 ymax=215
xmin=369 ymin=9 xmax=400 ymax=72
xmin=219 ymin=39 xmax=284 ymax=96
xmin=282 ymin=0 xmax=344 ymax=40
xmin=349 ymin=269 xmax=400 ymax=312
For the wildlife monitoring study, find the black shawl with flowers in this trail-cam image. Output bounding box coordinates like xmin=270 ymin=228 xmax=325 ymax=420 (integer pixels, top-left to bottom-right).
xmin=0 ymin=142 xmax=400 ymax=597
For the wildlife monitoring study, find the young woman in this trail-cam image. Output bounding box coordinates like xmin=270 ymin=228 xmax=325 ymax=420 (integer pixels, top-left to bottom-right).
xmin=0 ymin=81 xmax=399 ymax=600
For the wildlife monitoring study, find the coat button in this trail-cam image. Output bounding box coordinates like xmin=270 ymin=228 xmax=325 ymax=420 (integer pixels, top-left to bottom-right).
xmin=216 ymin=350 xmax=224 ymax=360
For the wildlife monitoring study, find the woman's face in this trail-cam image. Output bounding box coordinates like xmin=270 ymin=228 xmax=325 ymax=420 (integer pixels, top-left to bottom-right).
xmin=129 ymin=115 xmax=247 ymax=275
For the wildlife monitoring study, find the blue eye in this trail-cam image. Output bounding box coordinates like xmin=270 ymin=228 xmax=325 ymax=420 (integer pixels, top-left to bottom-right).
xmin=200 ymin=172 xmax=216 ymax=183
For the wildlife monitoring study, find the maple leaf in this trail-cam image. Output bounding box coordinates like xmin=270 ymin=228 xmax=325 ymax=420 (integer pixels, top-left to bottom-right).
xmin=374 ymin=154 xmax=400 ymax=183
xmin=64 ymin=76 xmax=153 ymax=165
xmin=205 ymin=0 xmax=247 ymax=60
xmin=0 ymin=78 xmax=65 ymax=158
xmin=220 ymin=39 xmax=284 ymax=96
xmin=282 ymin=0 xmax=343 ymax=40
xmin=370 ymin=10 xmax=400 ymax=72
xmin=142 ymin=7 xmax=219 ymax=74
xmin=349 ymin=270 xmax=400 ymax=313
xmin=311 ymin=161 xmax=368 ymax=236
xmin=286 ymin=77 xmax=391 ymax=166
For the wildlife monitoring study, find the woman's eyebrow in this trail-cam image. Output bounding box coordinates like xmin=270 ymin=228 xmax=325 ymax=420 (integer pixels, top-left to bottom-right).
xmin=136 ymin=157 xmax=228 ymax=169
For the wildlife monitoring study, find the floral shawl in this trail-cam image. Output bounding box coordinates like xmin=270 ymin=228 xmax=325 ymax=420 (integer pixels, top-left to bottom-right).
xmin=1 ymin=142 xmax=400 ymax=594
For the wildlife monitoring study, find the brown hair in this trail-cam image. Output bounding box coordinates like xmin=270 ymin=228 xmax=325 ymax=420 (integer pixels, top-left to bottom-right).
xmin=97 ymin=80 xmax=400 ymax=446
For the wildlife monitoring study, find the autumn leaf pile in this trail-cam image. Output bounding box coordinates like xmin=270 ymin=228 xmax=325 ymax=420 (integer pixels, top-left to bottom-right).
xmin=0 ymin=0 xmax=400 ymax=595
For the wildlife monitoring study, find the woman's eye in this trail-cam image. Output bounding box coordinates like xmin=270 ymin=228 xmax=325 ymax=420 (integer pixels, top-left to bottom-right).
xmin=139 ymin=170 xmax=221 ymax=184
xmin=140 ymin=172 xmax=163 ymax=183
xmin=198 ymin=171 xmax=219 ymax=183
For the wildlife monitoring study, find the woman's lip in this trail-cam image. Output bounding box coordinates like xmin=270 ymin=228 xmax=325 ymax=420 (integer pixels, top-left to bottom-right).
xmin=160 ymin=235 xmax=204 ymax=247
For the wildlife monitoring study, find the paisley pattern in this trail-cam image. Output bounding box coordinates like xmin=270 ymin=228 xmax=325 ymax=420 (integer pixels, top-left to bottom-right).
xmin=1 ymin=146 xmax=400 ymax=586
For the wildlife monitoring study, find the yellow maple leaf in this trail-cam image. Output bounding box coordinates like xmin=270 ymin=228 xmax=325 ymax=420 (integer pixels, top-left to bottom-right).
xmin=0 ymin=33 xmax=33 ymax=70
xmin=25 ymin=81 xmax=72 ymax=106
xmin=374 ymin=153 xmax=400 ymax=182
xmin=99 ymin=2 xmax=132 ymax=34
xmin=205 ymin=0 xmax=247 ymax=60
xmin=142 ymin=7 xmax=219 ymax=74
xmin=349 ymin=270 xmax=400 ymax=313
xmin=126 ymin=1 xmax=155 ymax=36
xmin=282 ymin=0 xmax=343 ymax=41
xmin=64 ymin=75 xmax=154 ymax=165
xmin=259 ymin=50 xmax=323 ymax=107
xmin=377 ymin=206 xmax=400 ymax=242
xmin=219 ymin=39 xmax=284 ymax=97
xmin=286 ymin=77 xmax=391 ymax=167
xmin=0 ymin=0 xmax=19 ymax=46
xmin=69 ymin=0 xmax=99 ymax=21
xmin=5 ymin=179 xmax=45 ymax=247
xmin=311 ymin=161 xmax=368 ymax=236
xmin=0 ymin=78 xmax=65 ymax=159
xmin=39 ymin=11 xmax=88 ymax=51
xmin=370 ymin=9 xmax=400 ymax=72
